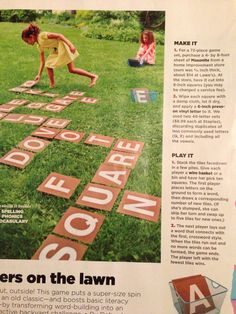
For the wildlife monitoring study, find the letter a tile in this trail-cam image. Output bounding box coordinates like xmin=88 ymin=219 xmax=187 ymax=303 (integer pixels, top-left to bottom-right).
xmin=92 ymin=163 xmax=131 ymax=188
xmin=117 ymin=191 xmax=161 ymax=222
xmin=114 ymin=139 xmax=144 ymax=154
xmin=31 ymin=234 xmax=88 ymax=261
xmin=76 ymin=183 xmax=120 ymax=211
xmin=84 ymin=134 xmax=114 ymax=148
xmin=18 ymin=136 xmax=50 ymax=153
xmin=53 ymin=207 xmax=105 ymax=244
xmin=37 ymin=172 xmax=80 ymax=199
xmin=0 ymin=148 xmax=35 ymax=169
xmin=171 ymin=275 xmax=215 ymax=314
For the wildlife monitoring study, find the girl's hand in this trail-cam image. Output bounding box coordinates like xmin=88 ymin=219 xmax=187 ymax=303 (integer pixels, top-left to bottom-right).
xmin=34 ymin=75 xmax=41 ymax=82
xmin=70 ymin=46 xmax=76 ymax=54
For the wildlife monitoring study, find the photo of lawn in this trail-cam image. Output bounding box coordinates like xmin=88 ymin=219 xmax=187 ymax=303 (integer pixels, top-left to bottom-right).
xmin=0 ymin=10 xmax=164 ymax=262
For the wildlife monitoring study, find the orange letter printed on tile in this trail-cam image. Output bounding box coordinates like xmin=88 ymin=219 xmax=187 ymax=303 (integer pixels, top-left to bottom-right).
xmin=0 ymin=148 xmax=34 ymax=169
xmin=114 ymin=139 xmax=144 ymax=154
xmin=18 ymin=136 xmax=50 ymax=153
xmin=84 ymin=134 xmax=114 ymax=148
xmin=53 ymin=207 xmax=105 ymax=244
xmin=117 ymin=191 xmax=161 ymax=222
xmin=76 ymin=183 xmax=120 ymax=211
xmin=105 ymin=150 xmax=139 ymax=169
xmin=32 ymin=234 xmax=87 ymax=261
xmin=172 ymin=275 xmax=215 ymax=314
xmin=37 ymin=172 xmax=80 ymax=199
xmin=92 ymin=163 xmax=131 ymax=188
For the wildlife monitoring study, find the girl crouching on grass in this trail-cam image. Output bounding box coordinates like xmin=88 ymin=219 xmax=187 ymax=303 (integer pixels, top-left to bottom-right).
xmin=22 ymin=24 xmax=98 ymax=88
xmin=136 ymin=30 xmax=156 ymax=65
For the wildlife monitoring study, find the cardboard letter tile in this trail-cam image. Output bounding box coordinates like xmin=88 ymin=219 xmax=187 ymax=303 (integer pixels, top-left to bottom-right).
xmin=37 ymin=172 xmax=80 ymax=199
xmin=0 ymin=104 xmax=17 ymax=113
xmin=18 ymin=136 xmax=50 ymax=153
xmin=92 ymin=163 xmax=131 ymax=189
xmin=3 ymin=114 xmax=27 ymax=123
xmin=68 ymin=91 xmax=85 ymax=98
xmin=52 ymin=98 xmax=74 ymax=106
xmin=43 ymin=118 xmax=71 ymax=129
xmin=53 ymin=207 xmax=105 ymax=244
xmin=55 ymin=130 xmax=85 ymax=143
xmin=9 ymin=87 xmax=28 ymax=93
xmin=26 ymin=102 xmax=47 ymax=109
xmin=131 ymin=88 xmax=150 ymax=103
xmin=42 ymin=92 xmax=59 ymax=98
xmin=84 ymin=134 xmax=114 ymax=148
xmin=23 ymin=115 xmax=48 ymax=125
xmin=32 ymin=234 xmax=87 ymax=261
xmin=76 ymin=183 xmax=120 ymax=211
xmin=0 ymin=112 xmax=8 ymax=120
xmin=0 ymin=148 xmax=34 ymax=169
xmin=105 ymin=150 xmax=139 ymax=169
xmin=117 ymin=191 xmax=161 ymax=222
xmin=171 ymin=275 xmax=215 ymax=314
xmin=31 ymin=126 xmax=61 ymax=139
xmin=42 ymin=104 xmax=65 ymax=112
xmin=114 ymin=139 xmax=144 ymax=154
xmin=21 ymin=80 xmax=37 ymax=88
xmin=6 ymin=99 xmax=29 ymax=106
xmin=79 ymin=97 xmax=98 ymax=104
xmin=24 ymin=89 xmax=43 ymax=95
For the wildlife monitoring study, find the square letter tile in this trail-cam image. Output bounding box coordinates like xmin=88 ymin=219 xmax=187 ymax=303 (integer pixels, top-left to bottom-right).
xmin=32 ymin=234 xmax=87 ymax=261
xmin=84 ymin=134 xmax=114 ymax=148
xmin=92 ymin=163 xmax=131 ymax=189
xmin=37 ymin=172 xmax=80 ymax=199
xmin=114 ymin=139 xmax=144 ymax=154
xmin=55 ymin=130 xmax=85 ymax=143
xmin=117 ymin=191 xmax=161 ymax=222
xmin=31 ymin=126 xmax=61 ymax=139
xmin=43 ymin=118 xmax=71 ymax=129
xmin=53 ymin=207 xmax=105 ymax=244
xmin=76 ymin=183 xmax=120 ymax=211
xmin=104 ymin=150 xmax=139 ymax=169
xmin=0 ymin=148 xmax=34 ymax=169
xmin=18 ymin=136 xmax=50 ymax=153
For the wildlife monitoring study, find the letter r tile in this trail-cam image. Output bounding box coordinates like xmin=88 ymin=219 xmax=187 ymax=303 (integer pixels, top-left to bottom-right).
xmin=117 ymin=191 xmax=161 ymax=222
xmin=31 ymin=234 xmax=88 ymax=261
xmin=53 ymin=207 xmax=105 ymax=244
xmin=37 ymin=172 xmax=80 ymax=199
xmin=76 ymin=183 xmax=120 ymax=211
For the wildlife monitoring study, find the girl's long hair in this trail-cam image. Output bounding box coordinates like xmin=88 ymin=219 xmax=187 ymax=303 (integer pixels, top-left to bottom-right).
xmin=22 ymin=23 xmax=40 ymax=39
xmin=140 ymin=30 xmax=155 ymax=45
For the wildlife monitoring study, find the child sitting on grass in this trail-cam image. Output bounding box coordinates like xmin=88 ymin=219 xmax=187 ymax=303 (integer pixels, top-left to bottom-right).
xmin=22 ymin=24 xmax=98 ymax=88
xmin=136 ymin=30 xmax=156 ymax=65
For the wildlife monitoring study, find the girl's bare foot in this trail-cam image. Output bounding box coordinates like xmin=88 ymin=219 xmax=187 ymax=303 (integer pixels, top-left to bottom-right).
xmin=49 ymin=83 xmax=55 ymax=88
xmin=89 ymin=75 xmax=98 ymax=88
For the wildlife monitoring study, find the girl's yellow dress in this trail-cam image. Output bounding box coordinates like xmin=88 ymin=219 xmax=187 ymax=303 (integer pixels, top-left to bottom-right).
xmin=37 ymin=32 xmax=79 ymax=68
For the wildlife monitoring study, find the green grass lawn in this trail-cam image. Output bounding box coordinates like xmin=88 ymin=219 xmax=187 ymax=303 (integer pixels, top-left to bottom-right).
xmin=0 ymin=22 xmax=164 ymax=262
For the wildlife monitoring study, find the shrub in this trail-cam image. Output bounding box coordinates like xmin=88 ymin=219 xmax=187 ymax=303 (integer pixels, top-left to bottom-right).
xmin=0 ymin=10 xmax=39 ymax=22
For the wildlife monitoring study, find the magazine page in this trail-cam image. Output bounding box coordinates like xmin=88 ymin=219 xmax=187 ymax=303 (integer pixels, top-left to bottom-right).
xmin=0 ymin=0 xmax=235 ymax=313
